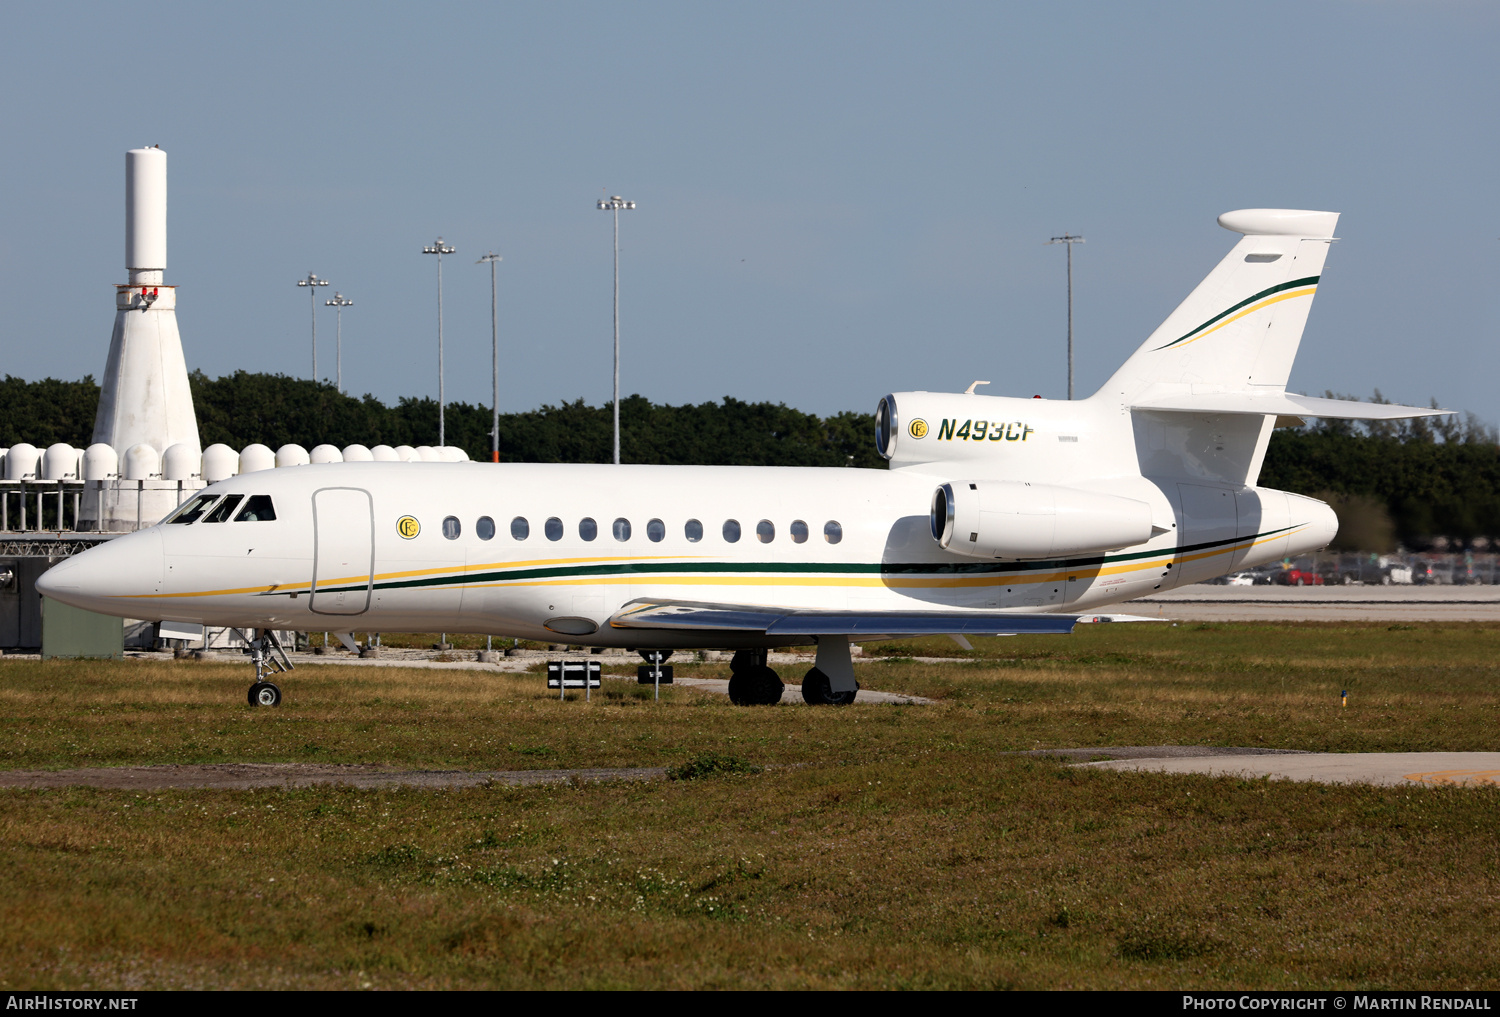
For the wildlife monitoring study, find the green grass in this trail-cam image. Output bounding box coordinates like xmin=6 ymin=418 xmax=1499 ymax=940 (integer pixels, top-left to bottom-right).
xmin=1 ymin=621 xmax=1498 ymax=989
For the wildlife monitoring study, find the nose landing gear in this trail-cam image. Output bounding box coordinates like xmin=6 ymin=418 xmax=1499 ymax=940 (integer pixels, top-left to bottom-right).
xmin=246 ymin=628 xmax=294 ymax=707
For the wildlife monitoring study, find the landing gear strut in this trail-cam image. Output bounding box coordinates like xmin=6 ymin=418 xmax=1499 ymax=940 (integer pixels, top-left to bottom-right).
xmin=246 ymin=628 xmax=293 ymax=707
xmin=801 ymin=636 xmax=859 ymax=705
xmin=727 ymin=649 xmax=784 ymax=706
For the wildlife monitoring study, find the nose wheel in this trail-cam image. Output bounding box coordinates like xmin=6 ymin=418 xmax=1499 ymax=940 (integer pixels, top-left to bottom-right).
xmin=246 ymin=628 xmax=293 ymax=707
xmin=248 ymin=682 xmax=282 ymax=707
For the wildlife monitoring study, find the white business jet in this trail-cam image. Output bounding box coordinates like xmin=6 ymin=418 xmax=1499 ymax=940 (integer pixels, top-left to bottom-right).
xmin=39 ymin=208 xmax=1445 ymax=708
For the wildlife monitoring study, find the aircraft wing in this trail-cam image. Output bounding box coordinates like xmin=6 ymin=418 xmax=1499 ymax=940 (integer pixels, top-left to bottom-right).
xmin=609 ymin=598 xmax=1077 ymax=637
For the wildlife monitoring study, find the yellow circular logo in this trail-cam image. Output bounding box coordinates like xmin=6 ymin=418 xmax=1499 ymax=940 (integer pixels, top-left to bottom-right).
xmin=908 ymin=418 xmax=929 ymax=439
xmin=397 ymin=515 xmax=421 ymax=539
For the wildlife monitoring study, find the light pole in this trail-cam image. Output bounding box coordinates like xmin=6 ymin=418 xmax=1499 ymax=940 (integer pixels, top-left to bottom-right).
xmin=296 ymin=272 xmax=329 ymax=381
xmin=325 ymin=292 xmax=353 ymax=394
xmin=477 ymin=252 xmax=502 ymax=463
xmin=1046 ymin=233 xmax=1084 ymax=399
xmin=596 ymin=194 xmax=635 ymax=464
xmin=422 ymin=237 xmax=455 ymax=445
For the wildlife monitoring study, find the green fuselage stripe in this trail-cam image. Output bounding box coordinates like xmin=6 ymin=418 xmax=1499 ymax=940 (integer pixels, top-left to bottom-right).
xmin=298 ymin=525 xmax=1299 ymax=597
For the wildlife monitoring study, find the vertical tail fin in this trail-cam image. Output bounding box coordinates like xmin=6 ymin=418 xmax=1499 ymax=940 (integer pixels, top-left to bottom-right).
xmin=1098 ymin=209 xmax=1339 ymax=402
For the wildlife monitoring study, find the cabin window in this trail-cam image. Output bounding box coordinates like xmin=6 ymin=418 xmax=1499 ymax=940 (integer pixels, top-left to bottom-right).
xmin=647 ymin=518 xmax=665 ymax=542
xmin=544 ymin=517 xmax=563 ymax=541
xmin=234 ymin=495 xmax=277 ymax=522
xmin=511 ymin=516 xmax=530 ymax=540
xmin=203 ymin=494 xmax=244 ymax=523
xmin=723 ymin=519 xmax=741 ymax=543
xmin=757 ymin=519 xmax=775 ymax=543
xmin=579 ymin=517 xmax=598 ymax=541
xmin=684 ymin=519 xmax=703 ymax=543
xmin=824 ymin=520 xmax=842 ymax=544
xmin=790 ymin=519 xmax=808 ymax=543
xmin=476 ymin=516 xmax=495 ymax=540
xmin=612 ymin=517 xmax=631 ymax=541
xmin=167 ymin=494 xmax=218 ymax=524
xmin=442 ymin=516 xmax=461 ymax=539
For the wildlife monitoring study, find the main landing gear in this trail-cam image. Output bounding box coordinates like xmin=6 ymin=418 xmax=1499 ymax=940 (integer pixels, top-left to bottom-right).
xmin=801 ymin=635 xmax=859 ymax=706
xmin=727 ymin=649 xmax=784 ymax=706
xmin=246 ymin=628 xmax=294 ymax=707
xmin=726 ymin=638 xmax=862 ymax=706
xmin=800 ymin=668 xmax=857 ymax=706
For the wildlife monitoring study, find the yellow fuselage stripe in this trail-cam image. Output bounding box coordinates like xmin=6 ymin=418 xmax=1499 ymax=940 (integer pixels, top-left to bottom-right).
xmin=129 ymin=526 xmax=1304 ymax=601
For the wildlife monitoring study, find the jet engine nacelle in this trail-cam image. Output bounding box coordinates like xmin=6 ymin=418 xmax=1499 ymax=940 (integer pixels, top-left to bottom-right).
xmin=931 ymin=480 xmax=1154 ymax=560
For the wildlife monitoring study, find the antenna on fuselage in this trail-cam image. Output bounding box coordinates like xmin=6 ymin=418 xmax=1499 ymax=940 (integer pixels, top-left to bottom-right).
xmin=964 ymin=380 xmax=991 ymax=395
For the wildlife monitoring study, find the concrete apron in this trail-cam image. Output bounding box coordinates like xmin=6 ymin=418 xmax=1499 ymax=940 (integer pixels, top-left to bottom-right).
xmin=1085 ymin=751 xmax=1500 ymax=787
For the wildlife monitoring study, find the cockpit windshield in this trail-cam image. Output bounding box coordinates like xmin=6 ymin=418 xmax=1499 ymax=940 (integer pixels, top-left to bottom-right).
xmin=203 ymin=494 xmax=244 ymax=523
xmin=234 ymin=495 xmax=277 ymax=522
xmin=165 ymin=494 xmax=219 ymax=524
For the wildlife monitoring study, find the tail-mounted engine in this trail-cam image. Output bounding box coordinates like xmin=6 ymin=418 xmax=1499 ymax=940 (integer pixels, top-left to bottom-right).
xmin=931 ymin=480 xmax=1153 ymax=560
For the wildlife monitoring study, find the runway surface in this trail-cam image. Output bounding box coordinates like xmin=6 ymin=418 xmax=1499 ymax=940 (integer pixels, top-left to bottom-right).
xmin=1135 ymin=584 xmax=1500 ymax=622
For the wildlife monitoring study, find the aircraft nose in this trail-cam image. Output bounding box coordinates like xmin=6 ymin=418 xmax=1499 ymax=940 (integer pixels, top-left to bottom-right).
xmin=37 ymin=529 xmax=165 ymax=617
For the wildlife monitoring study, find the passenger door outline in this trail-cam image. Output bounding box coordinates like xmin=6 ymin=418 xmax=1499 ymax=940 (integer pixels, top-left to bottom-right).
xmin=311 ymin=487 xmax=374 ymax=616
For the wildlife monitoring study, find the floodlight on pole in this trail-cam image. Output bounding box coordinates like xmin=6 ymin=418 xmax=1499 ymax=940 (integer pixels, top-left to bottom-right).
xmin=477 ymin=252 xmax=502 ymax=463
xmin=422 ymin=237 xmax=455 ymax=446
xmin=1046 ymin=233 xmax=1085 ymax=399
xmin=296 ymin=272 xmax=330 ymax=381
xmin=324 ymin=292 xmax=353 ymax=394
xmin=596 ymin=194 xmax=635 ymax=465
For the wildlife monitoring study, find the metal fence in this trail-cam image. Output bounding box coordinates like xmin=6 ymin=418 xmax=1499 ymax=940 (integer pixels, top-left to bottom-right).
xmin=1210 ymin=552 xmax=1500 ymax=586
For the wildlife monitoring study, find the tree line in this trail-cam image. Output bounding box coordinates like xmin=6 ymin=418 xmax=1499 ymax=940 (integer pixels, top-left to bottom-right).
xmin=0 ymin=371 xmax=885 ymax=470
xmin=0 ymin=374 xmax=1494 ymax=546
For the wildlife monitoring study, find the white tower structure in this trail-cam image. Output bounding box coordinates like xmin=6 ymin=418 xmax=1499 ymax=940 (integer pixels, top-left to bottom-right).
xmin=84 ymin=147 xmax=204 ymax=530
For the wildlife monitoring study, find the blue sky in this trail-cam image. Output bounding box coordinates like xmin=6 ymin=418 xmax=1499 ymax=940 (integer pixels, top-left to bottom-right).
xmin=1 ymin=1 xmax=1495 ymax=428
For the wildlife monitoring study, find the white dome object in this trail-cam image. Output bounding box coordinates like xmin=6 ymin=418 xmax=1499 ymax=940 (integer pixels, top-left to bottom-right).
xmin=341 ymin=444 xmax=374 ymax=462
xmin=309 ymin=444 xmax=343 ymax=464
xmin=122 ymin=443 xmax=160 ymax=481
xmin=5 ymin=443 xmax=40 ymax=481
xmin=161 ymin=443 xmax=202 ymax=481
xmin=438 ymin=446 xmax=471 ymax=462
xmin=275 ymin=444 xmax=310 ymax=468
xmin=370 ymin=445 xmax=399 ymax=462
xmin=394 ymin=445 xmax=417 ymax=462
xmin=201 ymin=444 xmax=238 ymax=483
xmin=415 ymin=445 xmax=440 ymax=462
xmin=239 ymin=444 xmax=275 ymax=474
xmin=83 ymin=444 xmax=119 ymax=482
xmin=42 ymin=443 xmax=79 ymax=481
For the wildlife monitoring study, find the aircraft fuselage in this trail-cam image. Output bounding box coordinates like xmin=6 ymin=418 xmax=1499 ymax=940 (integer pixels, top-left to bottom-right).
xmin=39 ymin=460 xmax=1335 ymax=648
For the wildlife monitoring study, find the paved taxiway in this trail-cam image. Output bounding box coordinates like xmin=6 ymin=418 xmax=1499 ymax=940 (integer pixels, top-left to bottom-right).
xmin=1136 ymin=584 xmax=1500 ymax=622
xmin=1085 ymin=750 xmax=1500 ymax=786
xmin=286 ymin=651 xmax=931 ymax=705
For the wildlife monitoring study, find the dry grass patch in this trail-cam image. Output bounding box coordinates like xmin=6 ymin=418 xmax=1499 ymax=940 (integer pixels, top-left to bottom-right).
xmin=0 ymin=621 xmax=1497 ymax=987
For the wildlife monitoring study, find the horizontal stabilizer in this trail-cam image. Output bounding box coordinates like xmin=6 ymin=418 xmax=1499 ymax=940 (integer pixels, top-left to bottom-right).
xmin=610 ymin=599 xmax=1076 ymax=637
xmin=1132 ymin=392 xmax=1449 ymax=420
